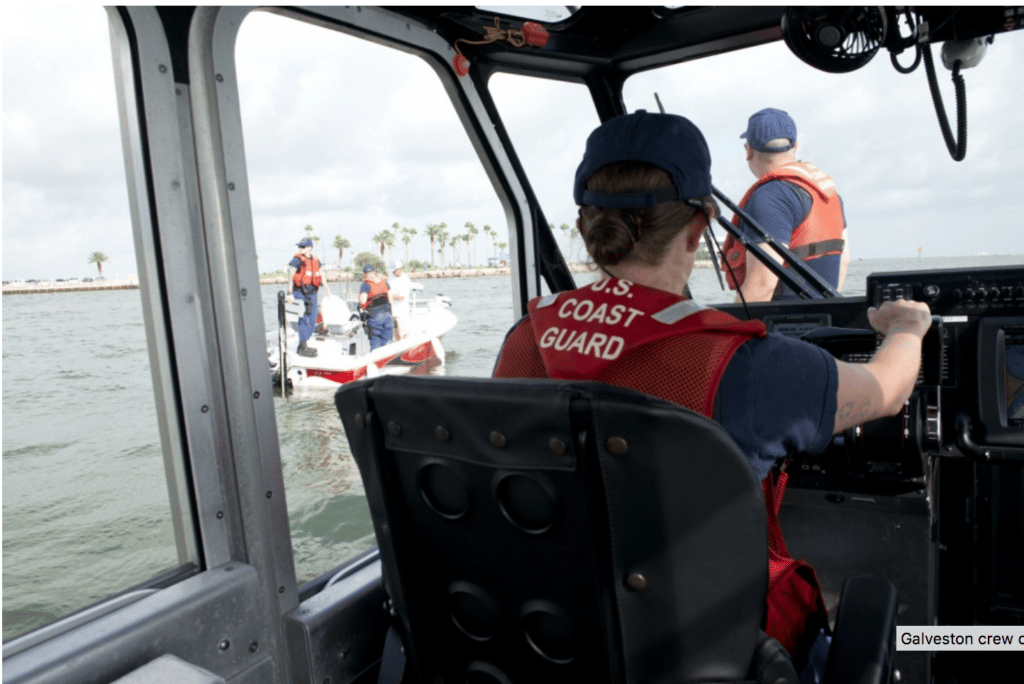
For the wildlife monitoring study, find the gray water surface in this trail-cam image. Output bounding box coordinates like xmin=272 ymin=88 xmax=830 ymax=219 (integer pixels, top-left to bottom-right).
xmin=3 ymin=255 xmax=1021 ymax=639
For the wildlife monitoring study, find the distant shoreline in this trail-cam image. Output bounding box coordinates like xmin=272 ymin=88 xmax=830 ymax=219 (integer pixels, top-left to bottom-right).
xmin=3 ymin=262 xmax=718 ymax=295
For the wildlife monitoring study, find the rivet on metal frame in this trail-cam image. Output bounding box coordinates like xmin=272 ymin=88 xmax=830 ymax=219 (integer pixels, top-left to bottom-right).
xmin=626 ymin=573 xmax=647 ymax=591
xmin=607 ymin=437 xmax=628 ymax=456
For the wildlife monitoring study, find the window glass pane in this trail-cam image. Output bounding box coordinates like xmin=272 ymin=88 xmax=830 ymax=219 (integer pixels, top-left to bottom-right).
xmin=489 ymin=73 xmax=601 ymax=291
xmin=2 ymin=7 xmax=181 ymax=640
xmin=235 ymin=11 xmax=508 ymax=584
xmin=623 ymin=35 xmax=1024 ymax=305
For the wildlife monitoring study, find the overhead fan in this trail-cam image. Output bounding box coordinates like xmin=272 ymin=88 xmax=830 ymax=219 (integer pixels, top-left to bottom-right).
xmin=781 ymin=6 xmax=888 ymax=73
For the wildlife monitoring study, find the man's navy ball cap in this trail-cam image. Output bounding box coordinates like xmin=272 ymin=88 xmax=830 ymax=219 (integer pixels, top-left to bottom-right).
xmin=574 ymin=110 xmax=712 ymax=209
xmin=297 ymin=237 xmax=314 ymax=247
xmin=740 ymin=108 xmax=797 ymax=152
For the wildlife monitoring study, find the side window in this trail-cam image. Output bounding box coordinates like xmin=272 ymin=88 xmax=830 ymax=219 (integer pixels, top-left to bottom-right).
xmin=235 ymin=11 xmax=508 ymax=584
xmin=2 ymin=8 xmax=183 ymax=639
xmin=489 ymin=74 xmax=600 ymax=292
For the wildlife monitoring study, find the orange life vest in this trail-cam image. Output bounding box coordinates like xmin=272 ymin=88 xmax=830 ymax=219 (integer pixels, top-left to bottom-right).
xmin=360 ymin=277 xmax=390 ymax=311
xmin=722 ymin=161 xmax=845 ymax=291
xmin=291 ymin=253 xmax=323 ymax=289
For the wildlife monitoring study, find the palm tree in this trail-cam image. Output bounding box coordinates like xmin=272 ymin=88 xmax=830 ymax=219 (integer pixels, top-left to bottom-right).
xmin=372 ymin=230 xmax=395 ymax=260
xmin=464 ymin=221 xmax=479 ymax=266
xmin=87 ymin=251 xmax=109 ymax=277
xmin=451 ymin=234 xmax=463 ymax=265
xmin=401 ymin=226 xmax=417 ymax=262
xmin=333 ymin=235 xmax=350 ymax=268
xmin=425 ymin=223 xmax=445 ymax=269
xmin=484 ymin=225 xmax=497 ymax=257
xmin=438 ymin=226 xmax=449 ymax=266
xmin=384 ymin=229 xmax=396 ymax=262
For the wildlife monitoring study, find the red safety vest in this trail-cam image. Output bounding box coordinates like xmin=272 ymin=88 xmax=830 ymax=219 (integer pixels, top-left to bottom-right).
xmin=494 ymin=278 xmax=828 ymax=661
xmin=291 ymin=253 xmax=323 ymax=289
xmin=722 ymin=161 xmax=845 ymax=291
xmin=360 ymin=277 xmax=390 ymax=310
xmin=496 ymin=278 xmax=764 ymax=416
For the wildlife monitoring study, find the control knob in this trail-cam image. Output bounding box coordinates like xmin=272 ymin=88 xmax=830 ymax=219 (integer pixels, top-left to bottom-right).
xmin=923 ymin=284 xmax=940 ymax=299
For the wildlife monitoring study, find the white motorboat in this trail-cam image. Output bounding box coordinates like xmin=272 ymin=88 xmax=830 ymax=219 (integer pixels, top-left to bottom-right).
xmin=268 ymin=282 xmax=457 ymax=391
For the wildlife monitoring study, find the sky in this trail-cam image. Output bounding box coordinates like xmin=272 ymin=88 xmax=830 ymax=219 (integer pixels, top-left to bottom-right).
xmin=3 ymin=6 xmax=1024 ymax=282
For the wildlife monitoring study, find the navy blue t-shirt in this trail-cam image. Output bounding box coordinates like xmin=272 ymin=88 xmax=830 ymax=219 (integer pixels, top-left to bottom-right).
xmin=738 ymin=180 xmax=846 ymax=299
xmin=717 ymin=333 xmax=837 ymax=480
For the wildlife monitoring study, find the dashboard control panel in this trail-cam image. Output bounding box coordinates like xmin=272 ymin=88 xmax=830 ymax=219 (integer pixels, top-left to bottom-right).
xmin=867 ymin=265 xmax=1024 ymax=316
xmin=780 ymin=265 xmax=1024 ymax=493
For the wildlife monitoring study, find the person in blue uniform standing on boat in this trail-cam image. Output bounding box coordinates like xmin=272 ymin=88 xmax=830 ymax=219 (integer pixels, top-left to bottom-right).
xmin=359 ymin=264 xmax=393 ymax=351
xmin=287 ymin=237 xmax=322 ymax=357
xmin=493 ymin=110 xmax=932 ymax=680
xmin=722 ymin=108 xmax=851 ymax=301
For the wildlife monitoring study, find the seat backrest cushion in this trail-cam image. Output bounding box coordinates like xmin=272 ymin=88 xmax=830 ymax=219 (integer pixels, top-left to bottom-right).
xmin=336 ymin=376 xmax=767 ymax=683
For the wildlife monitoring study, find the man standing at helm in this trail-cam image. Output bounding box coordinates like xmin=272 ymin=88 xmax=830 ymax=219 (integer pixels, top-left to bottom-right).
xmin=388 ymin=261 xmax=413 ymax=340
xmin=287 ymin=237 xmax=322 ymax=357
xmin=722 ymin=108 xmax=850 ymax=302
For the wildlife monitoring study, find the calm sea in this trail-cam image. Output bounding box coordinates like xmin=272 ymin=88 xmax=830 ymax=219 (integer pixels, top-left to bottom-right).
xmin=2 ymin=254 xmax=1021 ymax=639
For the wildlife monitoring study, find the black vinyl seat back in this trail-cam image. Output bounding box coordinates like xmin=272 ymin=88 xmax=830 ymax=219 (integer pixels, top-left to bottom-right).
xmin=335 ymin=376 xmax=768 ymax=683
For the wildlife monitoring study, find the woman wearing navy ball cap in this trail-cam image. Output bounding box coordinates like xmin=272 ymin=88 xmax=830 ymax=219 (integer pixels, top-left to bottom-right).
xmin=493 ymin=110 xmax=932 ymax=675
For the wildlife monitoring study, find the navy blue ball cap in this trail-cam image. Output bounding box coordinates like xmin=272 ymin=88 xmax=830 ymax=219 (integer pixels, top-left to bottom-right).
xmin=363 ymin=264 xmax=375 ymax=273
xmin=574 ymin=111 xmax=712 ymax=209
xmin=740 ymin=108 xmax=796 ymax=152
xmin=297 ymin=237 xmax=314 ymax=247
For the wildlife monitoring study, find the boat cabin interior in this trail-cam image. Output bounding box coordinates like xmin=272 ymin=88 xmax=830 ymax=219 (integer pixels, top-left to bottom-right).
xmin=3 ymin=6 xmax=1023 ymax=684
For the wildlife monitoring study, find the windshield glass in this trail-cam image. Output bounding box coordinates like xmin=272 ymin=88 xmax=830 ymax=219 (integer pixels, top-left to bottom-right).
xmin=622 ymin=33 xmax=1024 ymax=304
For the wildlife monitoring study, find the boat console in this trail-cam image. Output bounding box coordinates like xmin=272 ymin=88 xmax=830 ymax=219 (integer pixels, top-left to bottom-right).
xmin=719 ymin=266 xmax=1024 ymax=682
xmin=737 ymin=266 xmax=1024 ymax=494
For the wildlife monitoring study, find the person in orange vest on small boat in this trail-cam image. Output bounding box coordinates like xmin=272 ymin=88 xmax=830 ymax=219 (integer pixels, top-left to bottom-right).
xmin=359 ymin=264 xmax=393 ymax=351
xmin=287 ymin=237 xmax=322 ymax=357
xmin=493 ymin=110 xmax=932 ymax=680
xmin=721 ymin=108 xmax=851 ymax=302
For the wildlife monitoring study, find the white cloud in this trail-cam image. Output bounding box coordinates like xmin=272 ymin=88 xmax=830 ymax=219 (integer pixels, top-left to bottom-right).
xmin=4 ymin=8 xmax=1023 ymax=281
